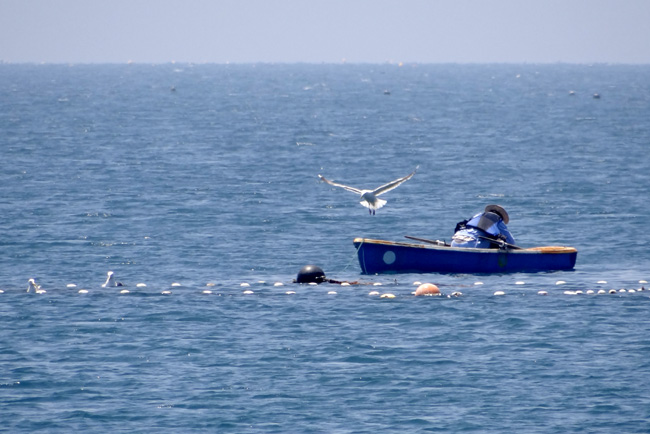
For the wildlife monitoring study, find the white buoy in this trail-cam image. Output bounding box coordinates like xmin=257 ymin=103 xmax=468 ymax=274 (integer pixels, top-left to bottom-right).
xmin=202 ymin=290 xmax=213 ymax=294
xmin=171 ymin=282 xmax=182 ymax=287
xmin=451 ymin=291 xmax=463 ymax=297
xmin=327 ymin=291 xmax=337 ymax=295
xmin=639 ymin=280 xmax=648 ymax=284
xmin=243 ymin=290 xmax=254 ymax=294
xmin=161 ymin=290 xmax=172 ymax=295
xmin=340 ymin=282 xmax=350 ymax=287
xmin=597 ymin=280 xmax=607 ymax=284
xmin=373 ymin=282 xmax=382 ymax=286
xmin=78 ymin=289 xmax=89 ymax=294
xmin=0 ymin=289 xmax=4 ymax=294
xmin=609 ymin=289 xmax=617 ymax=294
xmin=597 ymin=289 xmax=606 ymax=294
xmin=285 ymin=290 xmax=296 ymax=295
xmin=206 ymin=282 xmax=216 ymax=287
xmin=628 ymin=289 xmax=636 ymax=293
xmin=619 ymin=289 xmax=627 ymax=293
xmin=564 ymin=291 xmax=576 ymax=295
xmin=586 ymin=290 xmax=595 ymax=294
xmin=493 ymin=291 xmax=506 ymax=296
xmin=515 ymin=281 xmax=525 ymax=285
xmin=308 ymin=282 xmax=318 ymax=286
xmin=240 ymin=283 xmax=250 ymax=287
xmin=380 ymin=293 xmax=396 ymax=298
xmin=136 ymin=283 xmax=147 ymax=287
xmin=538 ymin=291 xmax=548 ymax=295
xmin=555 ymin=281 xmax=566 ymax=285
xmin=120 ymin=289 xmax=130 ymax=294
xmin=368 ymin=291 xmax=380 ymax=296
xmin=67 ymin=283 xmax=77 ymax=288
xmin=474 ymin=282 xmax=484 ymax=286
xmin=274 ymin=282 xmax=284 ymax=287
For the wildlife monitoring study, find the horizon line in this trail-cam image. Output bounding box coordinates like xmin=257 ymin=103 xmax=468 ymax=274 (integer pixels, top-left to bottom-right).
xmin=2 ymin=60 xmax=650 ymax=67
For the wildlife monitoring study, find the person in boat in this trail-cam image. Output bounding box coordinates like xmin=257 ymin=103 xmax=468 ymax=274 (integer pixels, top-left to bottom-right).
xmin=451 ymin=204 xmax=515 ymax=248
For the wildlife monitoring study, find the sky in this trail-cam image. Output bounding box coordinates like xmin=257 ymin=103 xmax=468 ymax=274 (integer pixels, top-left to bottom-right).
xmin=1 ymin=0 xmax=650 ymax=64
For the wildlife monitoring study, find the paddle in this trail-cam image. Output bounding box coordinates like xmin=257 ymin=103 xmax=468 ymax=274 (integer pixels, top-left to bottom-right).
xmin=404 ymin=236 xmax=450 ymax=246
xmin=405 ymin=235 xmax=522 ymax=250
xmin=477 ymin=236 xmax=522 ymax=250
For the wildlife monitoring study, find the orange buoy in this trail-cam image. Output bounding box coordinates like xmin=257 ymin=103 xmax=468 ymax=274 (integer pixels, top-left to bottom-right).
xmin=415 ymin=283 xmax=441 ymax=296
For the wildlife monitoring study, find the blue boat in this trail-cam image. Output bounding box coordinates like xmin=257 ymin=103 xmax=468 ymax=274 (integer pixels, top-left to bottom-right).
xmin=353 ymin=237 xmax=578 ymax=274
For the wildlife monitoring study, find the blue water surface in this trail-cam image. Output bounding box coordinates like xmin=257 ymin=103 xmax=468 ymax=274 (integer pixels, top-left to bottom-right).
xmin=1 ymin=63 xmax=650 ymax=433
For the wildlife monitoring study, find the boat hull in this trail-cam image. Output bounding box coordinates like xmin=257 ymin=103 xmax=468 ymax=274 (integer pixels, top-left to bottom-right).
xmin=353 ymin=238 xmax=577 ymax=274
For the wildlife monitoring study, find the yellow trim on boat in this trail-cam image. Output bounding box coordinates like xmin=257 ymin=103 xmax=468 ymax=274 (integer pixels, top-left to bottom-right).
xmin=353 ymin=237 xmax=577 ymax=254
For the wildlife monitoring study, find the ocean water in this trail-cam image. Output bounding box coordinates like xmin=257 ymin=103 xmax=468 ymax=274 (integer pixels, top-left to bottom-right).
xmin=1 ymin=63 xmax=650 ymax=433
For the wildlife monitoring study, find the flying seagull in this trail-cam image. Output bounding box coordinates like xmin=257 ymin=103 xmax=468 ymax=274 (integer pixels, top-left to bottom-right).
xmin=318 ymin=166 xmax=418 ymax=215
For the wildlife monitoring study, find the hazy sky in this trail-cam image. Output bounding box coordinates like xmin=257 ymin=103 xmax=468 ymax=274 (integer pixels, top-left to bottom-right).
xmin=2 ymin=0 xmax=649 ymax=64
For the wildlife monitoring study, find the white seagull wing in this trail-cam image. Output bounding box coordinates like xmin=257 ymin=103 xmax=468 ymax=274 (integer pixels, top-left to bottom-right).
xmin=318 ymin=175 xmax=363 ymax=195
xmin=372 ymin=166 xmax=418 ymax=196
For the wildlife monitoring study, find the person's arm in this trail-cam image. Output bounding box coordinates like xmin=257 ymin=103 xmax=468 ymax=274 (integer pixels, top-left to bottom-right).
xmin=498 ymin=221 xmax=516 ymax=244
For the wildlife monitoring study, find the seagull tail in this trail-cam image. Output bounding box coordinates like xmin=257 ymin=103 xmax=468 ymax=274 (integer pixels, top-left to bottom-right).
xmin=361 ymin=198 xmax=387 ymax=210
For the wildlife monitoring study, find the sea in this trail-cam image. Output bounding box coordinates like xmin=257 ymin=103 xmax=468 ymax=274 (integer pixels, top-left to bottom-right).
xmin=1 ymin=63 xmax=649 ymax=433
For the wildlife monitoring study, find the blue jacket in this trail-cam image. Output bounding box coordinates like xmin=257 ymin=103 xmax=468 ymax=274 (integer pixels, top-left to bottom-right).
xmin=451 ymin=212 xmax=515 ymax=248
